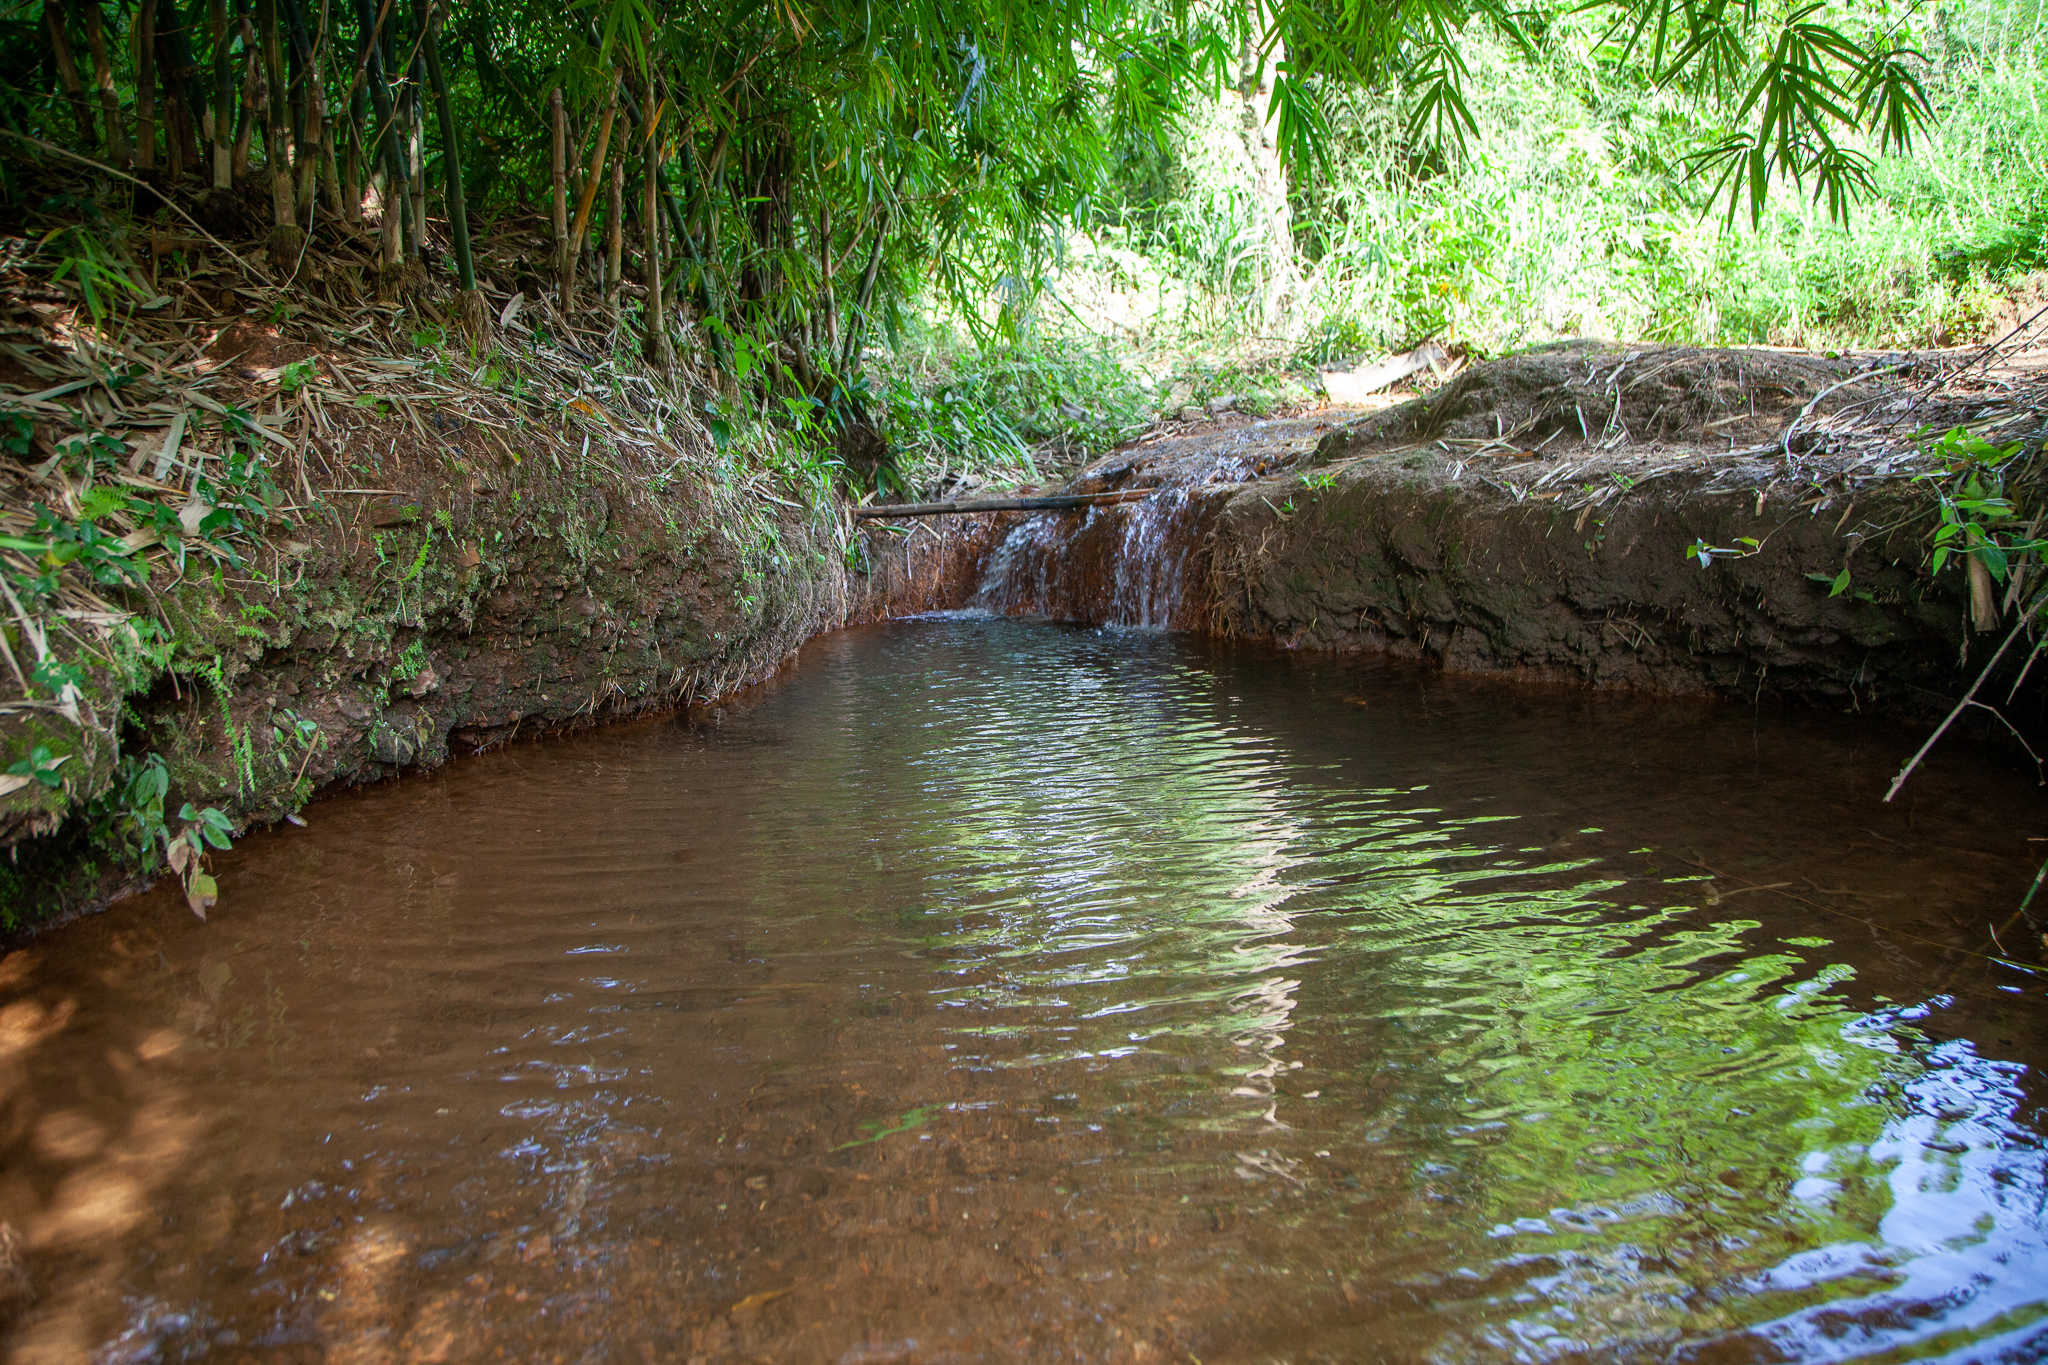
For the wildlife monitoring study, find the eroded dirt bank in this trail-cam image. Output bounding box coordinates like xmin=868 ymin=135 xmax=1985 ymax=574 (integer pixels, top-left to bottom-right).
xmin=11 ymin=334 xmax=2043 ymax=924
xmin=961 ymin=340 xmax=2048 ymax=726
xmin=2 ymin=443 xmax=997 ymax=924
xmin=0 ymin=303 xmax=997 ymax=926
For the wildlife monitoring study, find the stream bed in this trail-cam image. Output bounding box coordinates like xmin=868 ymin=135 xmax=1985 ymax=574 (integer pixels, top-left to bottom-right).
xmin=3 ymin=617 xmax=2046 ymax=1364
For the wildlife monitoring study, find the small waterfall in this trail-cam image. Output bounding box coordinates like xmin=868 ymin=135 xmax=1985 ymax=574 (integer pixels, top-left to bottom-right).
xmin=972 ymin=484 xmax=1217 ymax=629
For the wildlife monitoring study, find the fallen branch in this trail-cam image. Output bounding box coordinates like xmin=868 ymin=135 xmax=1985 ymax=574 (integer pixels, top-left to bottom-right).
xmin=854 ymin=490 xmax=1152 ymax=519
xmin=1886 ymin=587 xmax=2048 ymax=802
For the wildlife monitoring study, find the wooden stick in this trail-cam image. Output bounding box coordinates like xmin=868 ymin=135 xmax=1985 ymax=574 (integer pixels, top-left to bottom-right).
xmin=1886 ymin=588 xmax=2048 ymax=802
xmin=853 ymin=490 xmax=1152 ymax=519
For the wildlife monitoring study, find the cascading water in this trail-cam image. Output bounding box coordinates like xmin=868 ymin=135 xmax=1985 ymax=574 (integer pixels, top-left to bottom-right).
xmin=972 ymin=444 xmax=1267 ymax=628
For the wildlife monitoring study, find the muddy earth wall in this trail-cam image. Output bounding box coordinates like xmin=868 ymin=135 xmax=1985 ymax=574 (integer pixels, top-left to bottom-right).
xmin=966 ymin=410 xmax=2042 ymax=730
xmin=1207 ymin=458 xmax=1991 ymax=713
xmin=2 ymin=449 xmax=998 ymax=924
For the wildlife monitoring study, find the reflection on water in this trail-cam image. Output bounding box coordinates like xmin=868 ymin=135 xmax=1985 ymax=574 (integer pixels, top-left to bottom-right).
xmin=2 ymin=617 xmax=2045 ymax=1364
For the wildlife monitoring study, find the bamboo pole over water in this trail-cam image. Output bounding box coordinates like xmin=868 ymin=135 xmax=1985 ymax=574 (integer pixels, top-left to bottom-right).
xmin=853 ymin=490 xmax=1152 ymax=519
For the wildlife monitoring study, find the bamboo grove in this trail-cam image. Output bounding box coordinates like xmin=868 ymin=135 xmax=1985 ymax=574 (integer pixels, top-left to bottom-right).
xmin=2 ymin=0 xmax=1942 ymax=408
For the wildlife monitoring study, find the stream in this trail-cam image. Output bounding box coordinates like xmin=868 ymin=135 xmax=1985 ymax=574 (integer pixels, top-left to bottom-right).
xmin=2 ymin=616 xmax=2045 ymax=1363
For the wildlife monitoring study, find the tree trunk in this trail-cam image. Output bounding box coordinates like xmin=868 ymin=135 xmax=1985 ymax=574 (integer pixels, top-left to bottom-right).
xmin=605 ymin=152 xmax=623 ymax=312
xmin=549 ymin=86 xmax=567 ymax=295
xmin=209 ymin=0 xmax=232 ymax=184
xmin=1238 ymin=24 xmax=1297 ymax=331
xmin=256 ymin=0 xmax=299 ymax=270
xmin=45 ymin=2 xmax=98 ymax=150
xmin=134 ymin=0 xmax=157 ymax=170
xmin=560 ymin=84 xmax=616 ymax=315
xmin=81 ymin=1 xmax=130 ymax=166
xmin=641 ymin=83 xmax=669 ymax=372
xmin=419 ymin=0 xmax=483 ymax=335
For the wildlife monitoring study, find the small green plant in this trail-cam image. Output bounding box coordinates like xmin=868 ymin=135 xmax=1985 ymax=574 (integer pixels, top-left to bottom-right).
xmin=1300 ymin=469 xmax=1337 ymax=492
xmin=38 ymin=224 xmax=145 ymax=323
xmin=56 ymin=430 xmax=127 ymax=481
xmin=277 ymin=358 xmax=319 ymax=393
xmin=167 ymin=803 xmax=234 ymax=919
xmin=1917 ymin=426 xmax=2033 ymax=578
xmin=5 ymin=745 xmax=70 ymax=791
xmin=390 ymin=640 xmax=429 ymax=685
xmin=5 ymin=504 xmax=148 ymax=602
xmin=75 ymin=485 xmax=131 ymax=522
xmin=0 ymin=411 xmax=33 ymax=460
xmin=1686 ymin=536 xmax=1762 ymax=568
xmin=91 ymin=753 xmax=170 ymax=869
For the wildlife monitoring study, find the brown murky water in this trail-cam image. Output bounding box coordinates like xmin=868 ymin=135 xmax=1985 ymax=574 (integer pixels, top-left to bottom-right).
xmin=4 ymin=617 xmax=2047 ymax=1364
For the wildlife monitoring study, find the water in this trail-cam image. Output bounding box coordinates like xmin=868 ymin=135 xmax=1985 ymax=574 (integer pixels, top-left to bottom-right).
xmin=3 ymin=618 xmax=2046 ymax=1364
xmin=974 ymin=489 xmax=1216 ymax=628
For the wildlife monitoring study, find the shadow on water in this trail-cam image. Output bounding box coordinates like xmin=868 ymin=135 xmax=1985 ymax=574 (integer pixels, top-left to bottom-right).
xmin=1 ymin=616 xmax=2045 ymax=1363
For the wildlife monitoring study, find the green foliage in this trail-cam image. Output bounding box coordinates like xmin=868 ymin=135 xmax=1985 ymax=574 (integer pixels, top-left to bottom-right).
xmin=4 ymin=503 xmax=147 ymax=604
xmin=0 ymin=411 xmax=33 ymax=460
xmin=390 ymin=641 xmax=429 ymax=685
xmin=6 ymin=744 xmax=70 ymax=790
xmin=90 ymin=752 xmax=173 ymax=870
xmin=1917 ymin=426 xmax=2035 ymax=577
xmin=1035 ymin=7 xmax=2048 ymax=371
xmin=36 ymin=224 xmax=145 ymax=324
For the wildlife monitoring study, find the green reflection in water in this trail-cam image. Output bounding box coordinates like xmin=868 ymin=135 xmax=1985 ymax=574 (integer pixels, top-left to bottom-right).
xmin=721 ymin=621 xmax=2043 ymax=1360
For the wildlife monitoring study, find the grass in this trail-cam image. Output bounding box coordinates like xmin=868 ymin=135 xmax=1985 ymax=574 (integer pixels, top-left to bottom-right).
xmin=878 ymin=0 xmax=2048 ymax=476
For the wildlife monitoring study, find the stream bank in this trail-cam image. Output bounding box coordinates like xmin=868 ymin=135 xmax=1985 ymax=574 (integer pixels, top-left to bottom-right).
xmin=0 ymin=295 xmax=980 ymax=929
xmin=959 ymin=339 xmax=2048 ymax=728
xmin=8 ymin=330 xmax=2046 ymax=928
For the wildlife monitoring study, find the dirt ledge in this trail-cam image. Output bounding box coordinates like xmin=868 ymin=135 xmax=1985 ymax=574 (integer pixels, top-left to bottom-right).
xmin=969 ymin=341 xmax=2048 ymax=731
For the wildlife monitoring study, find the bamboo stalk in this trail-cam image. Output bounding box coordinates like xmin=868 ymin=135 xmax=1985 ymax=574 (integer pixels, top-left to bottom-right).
xmin=419 ymin=0 xmax=479 ymax=328
xmin=286 ymin=0 xmax=319 ymax=213
xmin=604 ymin=152 xmax=623 ymax=310
xmin=210 ymin=0 xmax=231 ymax=184
xmin=156 ymin=0 xmax=204 ymax=175
xmin=45 ymin=1 xmax=98 ymax=149
xmin=405 ymin=48 xmax=425 ymax=256
xmin=232 ymin=7 xmax=257 ymax=180
xmin=135 ymin=0 xmax=158 ymax=171
xmin=256 ymin=0 xmax=298 ymax=268
xmin=349 ymin=0 xmax=401 ymax=257
xmin=81 ymin=0 xmax=130 ymax=165
xmin=308 ymin=0 xmax=341 ymax=216
xmin=641 ymin=75 xmax=669 ymax=372
xmin=340 ymin=83 xmax=363 ymax=222
xmin=559 ymin=87 xmax=616 ymax=314
xmin=549 ymin=86 xmax=567 ymax=278
xmin=853 ymin=492 xmax=1153 ymax=519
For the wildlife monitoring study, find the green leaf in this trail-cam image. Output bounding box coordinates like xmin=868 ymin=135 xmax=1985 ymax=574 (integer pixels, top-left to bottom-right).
xmin=1828 ymin=568 xmax=1851 ymax=597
